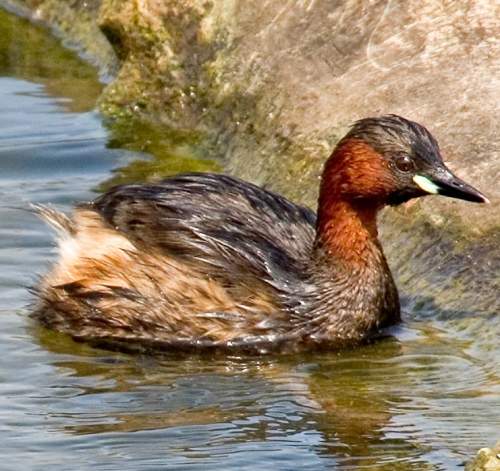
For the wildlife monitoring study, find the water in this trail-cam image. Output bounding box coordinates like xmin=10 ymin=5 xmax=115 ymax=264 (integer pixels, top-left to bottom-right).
xmin=0 ymin=9 xmax=498 ymax=471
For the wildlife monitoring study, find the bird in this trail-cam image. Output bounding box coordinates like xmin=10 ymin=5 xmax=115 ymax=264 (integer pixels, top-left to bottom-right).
xmin=31 ymin=115 xmax=488 ymax=354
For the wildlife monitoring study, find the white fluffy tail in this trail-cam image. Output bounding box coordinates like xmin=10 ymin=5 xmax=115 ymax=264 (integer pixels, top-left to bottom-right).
xmin=30 ymin=204 xmax=75 ymax=236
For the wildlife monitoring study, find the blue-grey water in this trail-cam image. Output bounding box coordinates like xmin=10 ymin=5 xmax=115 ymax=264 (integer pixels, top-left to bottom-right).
xmin=0 ymin=9 xmax=498 ymax=471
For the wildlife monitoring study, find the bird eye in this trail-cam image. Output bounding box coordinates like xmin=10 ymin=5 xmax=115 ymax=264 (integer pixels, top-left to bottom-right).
xmin=394 ymin=155 xmax=414 ymax=173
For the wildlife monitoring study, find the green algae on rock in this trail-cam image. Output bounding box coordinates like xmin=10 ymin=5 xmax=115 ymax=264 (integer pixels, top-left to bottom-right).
xmin=466 ymin=442 xmax=500 ymax=471
xmin=3 ymin=0 xmax=117 ymax=80
xmin=0 ymin=5 xmax=103 ymax=112
xmin=98 ymin=116 xmax=220 ymax=191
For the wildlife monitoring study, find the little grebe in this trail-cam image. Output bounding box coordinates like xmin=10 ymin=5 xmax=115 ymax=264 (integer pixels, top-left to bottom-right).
xmin=33 ymin=115 xmax=488 ymax=353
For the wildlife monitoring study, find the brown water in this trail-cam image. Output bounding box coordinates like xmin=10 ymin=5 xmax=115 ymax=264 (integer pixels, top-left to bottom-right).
xmin=0 ymin=8 xmax=498 ymax=471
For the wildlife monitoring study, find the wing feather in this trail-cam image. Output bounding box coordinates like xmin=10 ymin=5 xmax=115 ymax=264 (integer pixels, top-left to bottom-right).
xmin=92 ymin=173 xmax=316 ymax=300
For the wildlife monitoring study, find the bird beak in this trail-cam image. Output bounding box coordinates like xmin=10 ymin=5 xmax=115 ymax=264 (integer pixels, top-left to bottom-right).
xmin=413 ymin=167 xmax=489 ymax=204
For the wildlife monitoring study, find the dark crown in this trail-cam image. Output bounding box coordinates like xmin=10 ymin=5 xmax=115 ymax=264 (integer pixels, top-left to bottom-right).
xmin=344 ymin=115 xmax=441 ymax=165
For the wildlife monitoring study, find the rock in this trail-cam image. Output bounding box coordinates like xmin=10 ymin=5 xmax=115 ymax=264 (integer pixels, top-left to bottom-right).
xmin=93 ymin=1 xmax=498 ymax=234
xmin=2 ymin=0 xmax=117 ymax=79
xmin=466 ymin=442 xmax=500 ymax=471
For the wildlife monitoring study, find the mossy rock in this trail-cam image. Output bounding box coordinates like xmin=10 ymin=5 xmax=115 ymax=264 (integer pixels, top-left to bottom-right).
xmin=466 ymin=443 xmax=500 ymax=471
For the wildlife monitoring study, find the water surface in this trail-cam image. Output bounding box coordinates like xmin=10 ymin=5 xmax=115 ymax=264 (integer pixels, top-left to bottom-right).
xmin=0 ymin=9 xmax=498 ymax=471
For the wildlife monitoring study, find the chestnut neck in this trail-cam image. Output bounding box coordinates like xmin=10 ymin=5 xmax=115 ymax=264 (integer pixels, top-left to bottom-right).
xmin=314 ymin=139 xmax=385 ymax=265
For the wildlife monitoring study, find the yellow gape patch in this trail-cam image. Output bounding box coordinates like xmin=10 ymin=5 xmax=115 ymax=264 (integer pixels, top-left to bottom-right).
xmin=413 ymin=175 xmax=439 ymax=194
